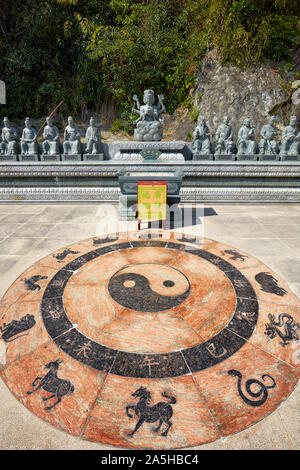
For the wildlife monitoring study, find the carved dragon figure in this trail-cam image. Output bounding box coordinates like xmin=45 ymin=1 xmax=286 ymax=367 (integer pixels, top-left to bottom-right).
xmin=264 ymin=313 xmax=300 ymax=346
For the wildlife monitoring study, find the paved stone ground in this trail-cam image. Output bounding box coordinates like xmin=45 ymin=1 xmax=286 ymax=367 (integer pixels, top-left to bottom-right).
xmin=0 ymin=202 xmax=299 ymax=450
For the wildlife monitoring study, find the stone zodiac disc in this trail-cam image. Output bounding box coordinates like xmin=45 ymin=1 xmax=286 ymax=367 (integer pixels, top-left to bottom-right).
xmin=0 ymin=231 xmax=299 ymax=449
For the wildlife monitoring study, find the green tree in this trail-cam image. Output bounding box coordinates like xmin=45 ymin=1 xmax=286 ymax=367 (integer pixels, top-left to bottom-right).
xmin=0 ymin=0 xmax=298 ymax=120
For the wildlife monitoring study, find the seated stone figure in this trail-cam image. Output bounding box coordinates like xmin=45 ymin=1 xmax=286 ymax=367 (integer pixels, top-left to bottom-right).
xmin=42 ymin=116 xmax=60 ymax=155
xmin=280 ymin=115 xmax=300 ymax=156
xmin=215 ymin=116 xmax=234 ymax=154
xmin=259 ymin=116 xmax=279 ymax=155
xmin=20 ymin=117 xmax=38 ymax=155
xmin=63 ymin=116 xmax=81 ymax=155
xmin=1 ymin=117 xmax=18 ymax=155
xmin=237 ymin=118 xmax=257 ymax=155
xmin=192 ymin=116 xmax=211 ymax=155
xmin=85 ymin=117 xmax=102 ymax=154
xmin=132 ymin=90 xmax=166 ymax=141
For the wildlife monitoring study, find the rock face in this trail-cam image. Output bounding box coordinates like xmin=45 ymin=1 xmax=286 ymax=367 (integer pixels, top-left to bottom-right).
xmin=193 ymin=49 xmax=289 ymax=141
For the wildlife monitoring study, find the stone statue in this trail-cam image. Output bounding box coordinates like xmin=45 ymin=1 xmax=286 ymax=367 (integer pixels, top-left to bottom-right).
xmin=132 ymin=89 xmax=166 ymax=141
xmin=259 ymin=116 xmax=279 ymax=155
xmin=42 ymin=116 xmax=60 ymax=155
xmin=20 ymin=117 xmax=38 ymax=155
xmin=237 ymin=118 xmax=257 ymax=155
xmin=215 ymin=116 xmax=234 ymax=154
xmin=280 ymin=115 xmax=300 ymax=156
xmin=192 ymin=116 xmax=211 ymax=155
xmin=63 ymin=116 xmax=81 ymax=155
xmin=85 ymin=117 xmax=102 ymax=154
xmin=1 ymin=117 xmax=18 ymax=155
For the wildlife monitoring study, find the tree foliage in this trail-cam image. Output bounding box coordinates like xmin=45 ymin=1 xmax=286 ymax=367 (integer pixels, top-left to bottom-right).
xmin=0 ymin=0 xmax=299 ymax=119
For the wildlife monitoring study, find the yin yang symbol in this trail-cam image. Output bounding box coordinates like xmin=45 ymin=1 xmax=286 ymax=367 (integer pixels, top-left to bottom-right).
xmin=108 ymin=263 xmax=191 ymax=312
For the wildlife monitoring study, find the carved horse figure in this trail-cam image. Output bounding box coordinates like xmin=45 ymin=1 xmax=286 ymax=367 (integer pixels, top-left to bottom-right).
xmin=26 ymin=359 xmax=74 ymax=411
xmin=126 ymin=386 xmax=176 ymax=437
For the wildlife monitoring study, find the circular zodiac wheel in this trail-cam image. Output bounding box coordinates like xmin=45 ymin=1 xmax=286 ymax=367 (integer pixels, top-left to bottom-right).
xmin=0 ymin=231 xmax=299 ymax=449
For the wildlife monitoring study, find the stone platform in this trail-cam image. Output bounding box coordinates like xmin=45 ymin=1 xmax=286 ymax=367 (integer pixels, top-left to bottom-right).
xmin=0 ymin=160 xmax=300 ymax=203
xmin=102 ymin=140 xmax=191 ymax=162
xmin=0 ymin=204 xmax=299 ymax=450
xmin=0 ymin=230 xmax=299 ymax=449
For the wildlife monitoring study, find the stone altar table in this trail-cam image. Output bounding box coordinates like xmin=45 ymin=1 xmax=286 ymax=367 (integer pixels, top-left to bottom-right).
xmin=117 ymin=169 xmax=183 ymax=220
xmin=110 ymin=141 xmax=190 ymax=162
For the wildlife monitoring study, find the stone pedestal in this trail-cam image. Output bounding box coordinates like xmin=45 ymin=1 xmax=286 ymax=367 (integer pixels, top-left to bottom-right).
xmin=215 ymin=154 xmax=236 ymax=161
xmin=236 ymin=154 xmax=258 ymax=161
xmin=134 ymin=121 xmax=163 ymax=142
xmin=0 ymin=154 xmax=18 ymax=162
xmin=258 ymin=154 xmax=280 ymax=161
xmin=113 ymin=141 xmax=187 ymax=162
xmin=83 ymin=153 xmax=105 ymax=161
xmin=40 ymin=154 xmax=61 ymax=162
xmin=18 ymin=154 xmax=39 ymax=161
xmin=61 ymin=154 xmax=82 ymax=161
xmin=281 ymin=154 xmax=300 ymax=162
xmin=193 ymin=153 xmax=214 ymax=161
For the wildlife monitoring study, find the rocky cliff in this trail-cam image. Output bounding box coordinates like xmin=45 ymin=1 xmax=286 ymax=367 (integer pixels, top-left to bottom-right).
xmin=190 ymin=49 xmax=299 ymax=142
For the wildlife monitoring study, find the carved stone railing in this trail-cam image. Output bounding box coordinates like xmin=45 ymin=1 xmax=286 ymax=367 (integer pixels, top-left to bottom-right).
xmin=0 ymin=160 xmax=300 ymax=202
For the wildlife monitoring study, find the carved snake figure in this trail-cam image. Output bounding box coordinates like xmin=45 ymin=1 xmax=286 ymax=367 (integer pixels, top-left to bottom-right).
xmin=228 ymin=369 xmax=276 ymax=407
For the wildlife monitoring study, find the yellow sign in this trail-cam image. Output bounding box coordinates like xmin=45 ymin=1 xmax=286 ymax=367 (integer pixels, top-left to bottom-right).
xmin=137 ymin=181 xmax=167 ymax=222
